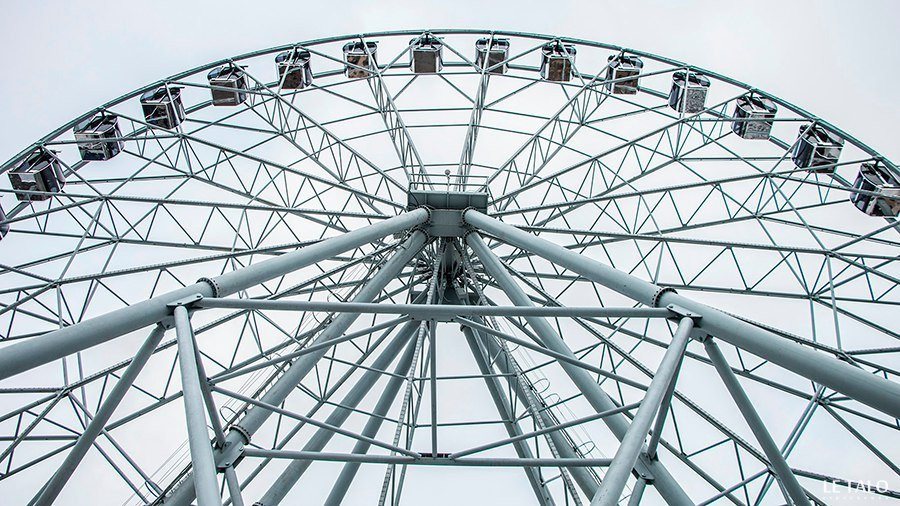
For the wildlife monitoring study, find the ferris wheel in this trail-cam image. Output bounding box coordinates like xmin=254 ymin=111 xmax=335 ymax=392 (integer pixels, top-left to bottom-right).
xmin=0 ymin=29 xmax=897 ymax=506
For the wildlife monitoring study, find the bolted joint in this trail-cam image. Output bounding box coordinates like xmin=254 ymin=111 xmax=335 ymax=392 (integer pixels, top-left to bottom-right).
xmin=407 ymin=206 xmax=434 ymax=237
xmin=227 ymin=423 xmax=251 ymax=445
xmin=197 ymin=277 xmax=221 ymax=298
xmin=215 ymin=439 xmax=245 ymax=470
xmin=651 ymin=286 xmax=678 ymax=307
xmin=160 ymin=294 xmax=204 ymax=328
xmin=666 ymin=304 xmax=702 ymax=324
xmin=166 ymin=293 xmax=204 ymax=311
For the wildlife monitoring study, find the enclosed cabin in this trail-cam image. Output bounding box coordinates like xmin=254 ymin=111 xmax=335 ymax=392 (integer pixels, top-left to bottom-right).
xmin=732 ymin=94 xmax=777 ymax=140
xmin=851 ymin=162 xmax=900 ymax=217
xmin=8 ymin=149 xmax=65 ymax=201
xmin=275 ymin=49 xmax=313 ymax=89
xmin=74 ymin=113 xmax=124 ymax=161
xmin=668 ymin=71 xmax=711 ymax=114
xmin=411 ymin=35 xmax=443 ymax=74
xmin=140 ymin=86 xmax=185 ymax=129
xmin=605 ymin=54 xmax=643 ymax=95
xmin=343 ymin=41 xmax=378 ymax=79
xmin=207 ymin=65 xmax=249 ymax=106
xmin=540 ymin=42 xmax=576 ymax=82
xmin=792 ymin=124 xmax=843 ymax=172
xmin=475 ymin=37 xmax=510 ymax=74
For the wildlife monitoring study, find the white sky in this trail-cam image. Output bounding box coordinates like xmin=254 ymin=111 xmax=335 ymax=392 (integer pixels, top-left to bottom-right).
xmin=1 ymin=0 xmax=898 ymax=167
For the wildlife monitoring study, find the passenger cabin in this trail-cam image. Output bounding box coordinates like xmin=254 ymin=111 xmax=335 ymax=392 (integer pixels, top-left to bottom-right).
xmin=732 ymin=94 xmax=777 ymax=140
xmin=140 ymin=86 xmax=185 ymax=129
xmin=275 ymin=50 xmax=313 ymax=89
xmin=411 ymin=35 xmax=443 ymax=74
xmin=8 ymin=149 xmax=65 ymax=201
xmin=606 ymin=54 xmax=643 ymax=95
xmin=74 ymin=113 xmax=124 ymax=161
xmin=475 ymin=37 xmax=510 ymax=74
xmin=851 ymin=162 xmax=900 ymax=217
xmin=207 ymin=65 xmax=249 ymax=106
xmin=668 ymin=71 xmax=711 ymax=114
xmin=792 ymin=124 xmax=843 ymax=172
xmin=343 ymin=41 xmax=378 ymax=79
xmin=540 ymin=42 xmax=576 ymax=82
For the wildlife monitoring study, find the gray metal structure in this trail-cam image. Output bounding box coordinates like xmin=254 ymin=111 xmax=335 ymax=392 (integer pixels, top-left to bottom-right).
xmin=0 ymin=30 xmax=897 ymax=505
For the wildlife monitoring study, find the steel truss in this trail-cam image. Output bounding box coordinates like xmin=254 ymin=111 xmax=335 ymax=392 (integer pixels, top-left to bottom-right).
xmin=0 ymin=30 xmax=897 ymax=506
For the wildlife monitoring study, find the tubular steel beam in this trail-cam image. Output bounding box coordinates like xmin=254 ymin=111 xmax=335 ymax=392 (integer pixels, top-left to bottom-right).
xmin=243 ymin=449 xmax=613 ymax=467
xmin=463 ymin=210 xmax=900 ymax=419
xmin=256 ymin=323 xmax=420 ymax=505
xmin=462 ymin=327 xmax=557 ymax=506
xmin=165 ymin=232 xmax=427 ymax=506
xmin=466 ymin=231 xmax=694 ymax=506
xmin=704 ymin=338 xmax=813 ymax=506
xmin=31 ymin=324 xmax=166 ymax=506
xmin=450 ymin=402 xmax=641 ymax=460
xmin=173 ymin=306 xmax=222 ymax=506
xmin=223 ymin=466 xmax=244 ymax=506
xmin=590 ymin=317 xmax=694 ymax=506
xmin=197 ymin=298 xmax=672 ymax=319
xmin=0 ymin=209 xmax=428 ymax=381
xmin=324 ymin=335 xmax=423 ymax=506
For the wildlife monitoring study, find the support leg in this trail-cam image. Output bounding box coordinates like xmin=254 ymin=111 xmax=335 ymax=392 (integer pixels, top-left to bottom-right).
xmin=32 ymin=324 xmax=166 ymax=506
xmin=590 ymin=317 xmax=694 ymax=506
xmin=256 ymin=321 xmax=420 ymax=505
xmin=463 ymin=209 xmax=900 ymax=418
xmin=173 ymin=305 xmax=222 ymax=506
xmin=165 ymin=232 xmax=427 ymax=505
xmin=704 ymin=338 xmax=812 ymax=506
xmin=467 ymin=231 xmax=693 ymax=506
xmin=0 ymin=210 xmax=428 ymax=382
xmin=324 ymin=327 xmax=423 ymax=505
xmin=463 ymin=327 xmax=557 ymax=506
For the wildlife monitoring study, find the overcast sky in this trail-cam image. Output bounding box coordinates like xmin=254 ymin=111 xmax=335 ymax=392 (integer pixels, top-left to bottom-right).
xmin=0 ymin=0 xmax=898 ymax=167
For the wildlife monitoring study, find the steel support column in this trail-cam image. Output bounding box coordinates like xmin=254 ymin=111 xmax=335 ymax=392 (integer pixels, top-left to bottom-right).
xmin=0 ymin=209 xmax=428 ymax=381
xmin=704 ymin=338 xmax=812 ymax=506
xmin=173 ymin=305 xmax=222 ymax=506
xmin=257 ymin=321 xmax=420 ymax=505
xmin=476 ymin=328 xmax=600 ymax=499
xmin=590 ymin=317 xmax=694 ymax=506
xmin=31 ymin=324 xmax=167 ymax=506
xmin=463 ymin=210 xmax=900 ymax=419
xmin=165 ymin=231 xmax=427 ymax=505
xmin=467 ymin=231 xmax=693 ymax=506
xmin=324 ymin=328 xmax=423 ymax=505
xmin=463 ymin=326 xmax=556 ymax=506
xmin=223 ymin=466 xmax=244 ymax=506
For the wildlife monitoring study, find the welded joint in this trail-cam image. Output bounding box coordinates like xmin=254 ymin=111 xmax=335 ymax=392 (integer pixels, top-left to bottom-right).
xmin=689 ymin=328 xmax=712 ymax=342
xmin=412 ymin=315 xmax=452 ymax=322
